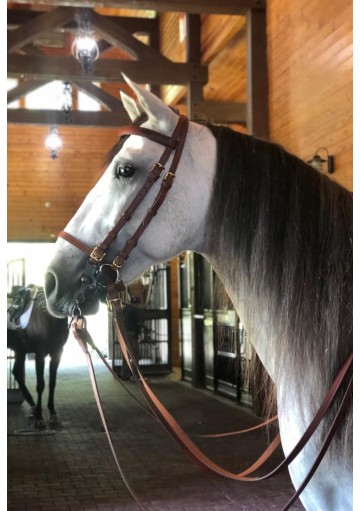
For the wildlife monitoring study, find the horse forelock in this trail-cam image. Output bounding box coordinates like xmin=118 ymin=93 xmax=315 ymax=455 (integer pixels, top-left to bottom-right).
xmin=206 ymin=124 xmax=352 ymax=461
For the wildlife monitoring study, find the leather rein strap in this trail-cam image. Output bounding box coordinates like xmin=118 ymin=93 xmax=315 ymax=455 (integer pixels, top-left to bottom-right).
xmin=108 ymin=283 xmax=352 ymax=485
xmin=72 ymin=271 xmax=351 ymax=510
xmin=58 ymin=115 xmax=189 ymax=269
xmin=72 ymin=288 xmax=352 ymax=510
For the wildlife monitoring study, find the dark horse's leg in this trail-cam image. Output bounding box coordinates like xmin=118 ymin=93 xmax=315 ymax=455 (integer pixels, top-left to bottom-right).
xmin=48 ymin=351 xmax=62 ymax=424
xmin=12 ymin=350 xmax=36 ymax=408
xmin=34 ymin=353 xmax=46 ymax=429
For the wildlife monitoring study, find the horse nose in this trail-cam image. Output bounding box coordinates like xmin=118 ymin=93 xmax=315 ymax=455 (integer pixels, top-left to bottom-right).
xmin=44 ymin=271 xmax=57 ymax=300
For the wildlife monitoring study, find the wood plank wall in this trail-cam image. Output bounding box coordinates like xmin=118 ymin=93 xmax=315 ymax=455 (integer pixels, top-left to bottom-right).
xmin=159 ymin=13 xmax=246 ymax=109
xmin=7 ymin=124 xmax=120 ymax=241
xmin=267 ymin=0 xmax=353 ymax=191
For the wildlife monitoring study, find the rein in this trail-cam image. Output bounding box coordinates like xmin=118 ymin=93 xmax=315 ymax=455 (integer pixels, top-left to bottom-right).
xmin=71 ymin=280 xmax=352 ymax=510
xmin=58 ymin=113 xmax=352 ymax=509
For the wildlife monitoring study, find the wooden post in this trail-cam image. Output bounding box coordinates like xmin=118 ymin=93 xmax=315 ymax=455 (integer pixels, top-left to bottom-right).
xmin=149 ymin=16 xmax=161 ymax=98
xmin=185 ymin=13 xmax=204 ymax=120
xmin=192 ymin=253 xmax=205 ymax=387
xmin=246 ymin=8 xmax=269 ymax=139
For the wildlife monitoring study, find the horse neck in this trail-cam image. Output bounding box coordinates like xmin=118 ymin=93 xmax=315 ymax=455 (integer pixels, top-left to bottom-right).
xmin=200 ymin=125 xmax=352 ymax=415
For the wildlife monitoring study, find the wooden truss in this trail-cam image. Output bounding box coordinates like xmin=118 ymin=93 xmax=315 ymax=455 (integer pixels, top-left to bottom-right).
xmin=7 ymin=1 xmax=269 ymax=137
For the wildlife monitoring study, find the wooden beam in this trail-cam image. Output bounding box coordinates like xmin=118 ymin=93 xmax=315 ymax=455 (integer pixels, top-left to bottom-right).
xmin=8 ymin=7 xmax=76 ymax=53
xmin=7 ymin=80 xmax=48 ymax=104
xmin=8 ymin=54 xmax=208 ymax=84
xmin=246 ymin=9 xmax=269 ymax=138
xmin=10 ymin=47 xmax=123 ymax=111
xmin=7 ymin=108 xmax=130 ymax=127
xmin=193 ymin=101 xmax=247 ymax=124
xmin=148 ymin=17 xmax=161 ymax=97
xmin=71 ymin=81 xmax=124 ymax=111
xmin=89 ymin=9 xmax=169 ymax=63
xmin=7 ymin=9 xmax=156 ymax=34
xmin=7 ymin=1 xmax=266 ymax=15
xmin=186 ymin=14 xmax=204 ymax=120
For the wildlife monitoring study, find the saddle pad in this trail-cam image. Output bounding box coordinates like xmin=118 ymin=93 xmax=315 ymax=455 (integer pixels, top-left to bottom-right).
xmin=7 ymin=286 xmax=38 ymax=330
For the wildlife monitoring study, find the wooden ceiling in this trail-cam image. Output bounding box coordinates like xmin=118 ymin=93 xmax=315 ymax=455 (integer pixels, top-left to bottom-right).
xmin=7 ymin=0 xmax=268 ymax=241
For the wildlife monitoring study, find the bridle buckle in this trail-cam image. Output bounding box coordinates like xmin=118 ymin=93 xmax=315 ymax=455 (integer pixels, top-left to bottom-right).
xmin=112 ymin=255 xmax=126 ymax=268
xmin=89 ymin=246 xmax=106 ymax=264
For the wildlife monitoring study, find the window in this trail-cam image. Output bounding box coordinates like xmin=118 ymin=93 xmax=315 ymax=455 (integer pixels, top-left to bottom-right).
xmin=77 ymin=83 xmax=101 ymax=111
xmin=7 ymin=78 xmax=19 ymax=109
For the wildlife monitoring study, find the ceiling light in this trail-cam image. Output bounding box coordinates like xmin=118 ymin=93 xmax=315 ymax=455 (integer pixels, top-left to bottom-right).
xmin=72 ymin=18 xmax=99 ymax=73
xmin=45 ymin=126 xmax=62 ymax=159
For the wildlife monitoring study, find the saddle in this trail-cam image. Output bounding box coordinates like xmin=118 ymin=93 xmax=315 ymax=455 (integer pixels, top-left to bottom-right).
xmin=7 ymin=285 xmax=38 ymax=329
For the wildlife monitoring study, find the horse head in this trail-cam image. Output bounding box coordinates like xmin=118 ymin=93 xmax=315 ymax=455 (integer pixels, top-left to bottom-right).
xmin=45 ymin=76 xmax=216 ymax=317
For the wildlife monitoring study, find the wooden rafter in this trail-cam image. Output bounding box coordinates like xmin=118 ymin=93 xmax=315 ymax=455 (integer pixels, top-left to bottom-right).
xmin=8 ymin=9 xmax=157 ymax=35
xmin=8 ymin=54 xmax=208 ymax=84
xmin=13 ymin=44 xmax=126 ymax=112
xmin=71 ymin=81 xmax=124 ymax=111
xmin=88 ymin=9 xmax=170 ymax=62
xmin=7 ymin=7 xmax=76 ymax=53
xmin=7 ymin=108 xmax=129 ymax=127
xmin=246 ymin=9 xmax=269 ymax=138
xmin=8 ymin=79 xmax=49 ymax=104
xmin=193 ymin=101 xmax=246 ymax=124
xmin=7 ymin=1 xmax=266 ymax=15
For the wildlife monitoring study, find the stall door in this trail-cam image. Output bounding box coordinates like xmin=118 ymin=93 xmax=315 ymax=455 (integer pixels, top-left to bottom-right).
xmin=213 ymin=274 xmax=253 ymax=407
xmin=112 ymin=263 xmax=172 ymax=376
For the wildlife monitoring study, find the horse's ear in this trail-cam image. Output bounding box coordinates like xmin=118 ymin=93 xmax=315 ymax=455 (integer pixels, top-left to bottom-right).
xmin=122 ymin=74 xmax=177 ymax=130
xmin=120 ymin=91 xmax=142 ymax=123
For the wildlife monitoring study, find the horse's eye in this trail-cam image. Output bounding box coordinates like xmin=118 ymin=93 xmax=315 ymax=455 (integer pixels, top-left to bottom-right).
xmin=116 ymin=162 xmax=136 ymax=178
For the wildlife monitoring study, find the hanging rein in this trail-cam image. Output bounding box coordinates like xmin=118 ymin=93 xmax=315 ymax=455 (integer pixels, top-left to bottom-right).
xmin=58 ymin=114 xmax=353 ymax=510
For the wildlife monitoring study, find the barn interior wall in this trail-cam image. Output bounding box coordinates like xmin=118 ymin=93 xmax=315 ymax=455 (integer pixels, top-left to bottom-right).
xmin=7 ymin=124 xmax=120 ymax=241
xmin=267 ymin=0 xmax=353 ymax=191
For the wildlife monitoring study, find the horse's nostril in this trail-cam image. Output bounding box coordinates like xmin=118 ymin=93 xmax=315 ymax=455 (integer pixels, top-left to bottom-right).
xmin=44 ymin=271 xmax=56 ymax=299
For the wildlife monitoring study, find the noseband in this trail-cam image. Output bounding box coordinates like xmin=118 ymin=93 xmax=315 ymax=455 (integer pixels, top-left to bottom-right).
xmin=57 ymin=115 xmax=189 ymax=307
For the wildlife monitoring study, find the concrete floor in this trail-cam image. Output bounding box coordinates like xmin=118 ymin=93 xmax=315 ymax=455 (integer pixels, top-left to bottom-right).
xmin=7 ymin=357 xmax=305 ymax=511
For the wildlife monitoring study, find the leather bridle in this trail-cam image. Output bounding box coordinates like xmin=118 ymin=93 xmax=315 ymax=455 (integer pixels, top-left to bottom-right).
xmin=58 ymin=114 xmax=189 ymax=308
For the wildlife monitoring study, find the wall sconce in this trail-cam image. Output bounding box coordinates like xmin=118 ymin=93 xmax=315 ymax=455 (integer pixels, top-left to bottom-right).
xmin=45 ymin=126 xmax=62 ymax=159
xmin=307 ymin=147 xmax=334 ymax=174
xmin=71 ymin=17 xmax=99 ymax=73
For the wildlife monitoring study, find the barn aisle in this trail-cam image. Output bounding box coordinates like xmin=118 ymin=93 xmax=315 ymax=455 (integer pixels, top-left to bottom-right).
xmin=8 ymin=358 xmax=304 ymax=511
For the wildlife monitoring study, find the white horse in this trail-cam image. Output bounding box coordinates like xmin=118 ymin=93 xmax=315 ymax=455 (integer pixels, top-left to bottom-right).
xmin=45 ymin=77 xmax=352 ymax=511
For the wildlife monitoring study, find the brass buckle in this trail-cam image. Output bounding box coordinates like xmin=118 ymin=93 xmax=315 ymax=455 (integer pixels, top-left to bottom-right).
xmin=89 ymin=246 xmax=106 ymax=264
xmin=112 ymin=255 xmax=126 ymax=268
xmin=149 ymin=162 xmax=165 ymax=179
xmin=153 ymin=162 xmax=165 ymax=172
xmin=163 ymin=171 xmax=176 ymax=184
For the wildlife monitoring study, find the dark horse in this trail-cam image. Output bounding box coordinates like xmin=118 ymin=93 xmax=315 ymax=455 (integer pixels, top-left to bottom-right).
xmin=7 ymin=286 xmax=69 ymax=428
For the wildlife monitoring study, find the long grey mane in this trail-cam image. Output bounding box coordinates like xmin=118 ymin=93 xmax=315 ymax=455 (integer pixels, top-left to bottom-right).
xmin=206 ymin=124 xmax=352 ymax=459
